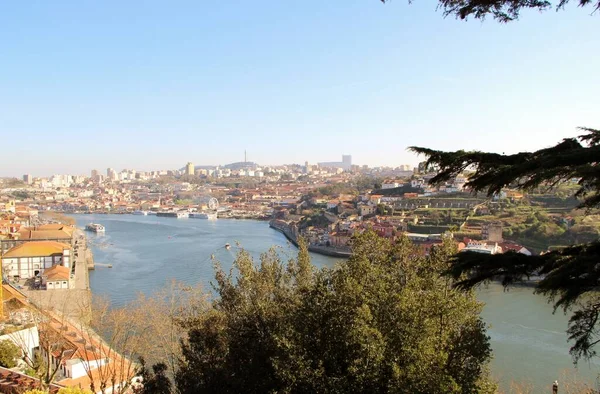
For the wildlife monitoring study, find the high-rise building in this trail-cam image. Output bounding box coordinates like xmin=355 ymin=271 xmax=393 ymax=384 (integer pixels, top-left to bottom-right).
xmin=107 ymin=168 xmax=117 ymax=181
xmin=23 ymin=174 xmax=32 ymax=184
xmin=91 ymin=169 xmax=98 ymax=178
xmin=185 ymin=162 xmax=195 ymax=176
xmin=342 ymin=155 xmax=352 ymax=170
xmin=318 ymin=154 xmax=353 ymax=171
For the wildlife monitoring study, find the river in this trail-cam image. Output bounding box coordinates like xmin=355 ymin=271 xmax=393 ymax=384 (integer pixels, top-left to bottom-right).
xmin=73 ymin=214 xmax=599 ymax=392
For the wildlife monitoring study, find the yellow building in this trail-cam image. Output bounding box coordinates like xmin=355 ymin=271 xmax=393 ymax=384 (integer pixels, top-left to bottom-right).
xmin=186 ymin=162 xmax=194 ymax=176
xmin=2 ymin=241 xmax=71 ymax=280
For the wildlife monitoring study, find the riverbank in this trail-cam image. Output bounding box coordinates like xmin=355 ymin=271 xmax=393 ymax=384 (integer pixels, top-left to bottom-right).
xmin=81 ymin=211 xmax=347 ymax=257
xmin=73 ymin=213 xmax=600 ymax=391
xmin=20 ymin=218 xmax=93 ymax=322
xmin=269 ymin=219 xmax=352 ymax=258
xmin=56 ymin=210 xmax=271 ymax=220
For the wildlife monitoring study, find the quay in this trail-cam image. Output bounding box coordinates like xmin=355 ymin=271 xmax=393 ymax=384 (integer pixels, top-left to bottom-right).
xmin=18 ymin=224 xmax=93 ymax=323
xmin=269 ymin=219 xmax=351 ymax=258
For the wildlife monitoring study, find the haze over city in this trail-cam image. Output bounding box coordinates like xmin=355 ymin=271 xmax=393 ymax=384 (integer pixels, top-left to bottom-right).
xmin=1 ymin=1 xmax=599 ymax=392
xmin=1 ymin=0 xmax=598 ymax=177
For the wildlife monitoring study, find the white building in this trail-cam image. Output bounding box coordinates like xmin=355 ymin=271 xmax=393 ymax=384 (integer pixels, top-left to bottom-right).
xmin=359 ymin=204 xmax=376 ymax=216
xmin=461 ymin=241 xmax=502 ymax=255
xmin=42 ymin=264 xmax=71 ymax=289
xmin=107 ymin=168 xmax=118 ymax=181
xmin=381 ymin=180 xmax=402 ymax=189
xmin=2 ymin=241 xmax=71 ymax=280
xmin=0 ymin=326 xmax=39 ymax=362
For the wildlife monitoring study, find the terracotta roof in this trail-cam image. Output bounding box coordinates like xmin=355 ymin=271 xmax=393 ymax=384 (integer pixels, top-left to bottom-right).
xmin=42 ymin=265 xmax=70 ymax=281
xmin=2 ymin=283 xmax=27 ymax=303
xmin=2 ymin=241 xmax=70 ymax=258
xmin=0 ymin=366 xmax=63 ymax=393
xmin=58 ymin=356 xmax=134 ymax=390
xmin=35 ymin=224 xmax=75 ymax=235
xmin=40 ymin=313 xmax=135 ymax=391
xmin=18 ymin=229 xmax=73 ymax=241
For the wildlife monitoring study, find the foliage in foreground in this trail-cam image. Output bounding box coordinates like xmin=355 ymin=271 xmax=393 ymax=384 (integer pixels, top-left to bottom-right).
xmin=0 ymin=339 xmax=21 ymax=368
xmin=176 ymin=233 xmax=496 ymax=394
xmin=410 ymin=128 xmax=600 ymax=362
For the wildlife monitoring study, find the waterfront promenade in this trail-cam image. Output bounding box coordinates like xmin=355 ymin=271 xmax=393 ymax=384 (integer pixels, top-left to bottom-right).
xmin=21 ymin=228 xmax=93 ymax=322
xmin=269 ymin=219 xmax=352 ymax=258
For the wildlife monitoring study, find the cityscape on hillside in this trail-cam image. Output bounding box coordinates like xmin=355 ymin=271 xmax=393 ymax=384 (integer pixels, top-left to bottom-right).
xmin=1 ymin=142 xmax=597 ymax=391
xmin=2 ymin=151 xmax=591 ymax=257
xmin=1 ymin=0 xmax=598 ymax=392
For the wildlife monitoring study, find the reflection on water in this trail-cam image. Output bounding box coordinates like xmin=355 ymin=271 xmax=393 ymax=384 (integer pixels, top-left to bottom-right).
xmin=74 ymin=214 xmax=599 ymax=392
xmin=478 ymin=283 xmax=600 ymax=391
xmin=75 ymin=215 xmax=339 ymax=305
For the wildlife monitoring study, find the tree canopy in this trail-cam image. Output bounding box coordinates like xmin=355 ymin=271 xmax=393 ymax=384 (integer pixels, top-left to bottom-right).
xmin=175 ymin=234 xmax=496 ymax=393
xmin=410 ymin=127 xmax=600 ymax=361
xmin=381 ymin=0 xmax=599 ymax=22
xmin=0 ymin=339 xmax=21 ymax=368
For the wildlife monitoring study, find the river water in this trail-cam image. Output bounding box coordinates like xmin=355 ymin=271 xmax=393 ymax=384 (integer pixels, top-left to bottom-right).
xmin=73 ymin=214 xmax=599 ymax=392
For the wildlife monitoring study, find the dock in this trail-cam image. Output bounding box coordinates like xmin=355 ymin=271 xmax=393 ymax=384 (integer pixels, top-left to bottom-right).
xmin=269 ymin=219 xmax=352 ymax=258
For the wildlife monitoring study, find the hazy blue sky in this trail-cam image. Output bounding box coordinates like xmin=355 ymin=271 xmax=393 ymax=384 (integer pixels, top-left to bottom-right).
xmin=1 ymin=0 xmax=598 ymax=177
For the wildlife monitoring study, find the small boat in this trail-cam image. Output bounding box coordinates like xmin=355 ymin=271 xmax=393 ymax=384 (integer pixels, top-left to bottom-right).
xmin=132 ymin=210 xmax=148 ymax=215
xmin=85 ymin=223 xmax=105 ymax=233
xmin=225 ymin=243 xmax=231 ymax=250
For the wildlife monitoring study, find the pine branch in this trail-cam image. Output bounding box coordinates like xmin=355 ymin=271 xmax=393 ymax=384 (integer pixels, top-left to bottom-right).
xmin=380 ymin=0 xmax=600 ymax=21
xmin=409 ymin=128 xmax=600 ymax=209
xmin=445 ymin=240 xmax=600 ymax=361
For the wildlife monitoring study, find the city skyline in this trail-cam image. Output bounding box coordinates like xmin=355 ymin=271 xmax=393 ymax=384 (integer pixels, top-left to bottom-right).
xmin=12 ymin=154 xmax=411 ymax=179
xmin=1 ymin=1 xmax=598 ymax=177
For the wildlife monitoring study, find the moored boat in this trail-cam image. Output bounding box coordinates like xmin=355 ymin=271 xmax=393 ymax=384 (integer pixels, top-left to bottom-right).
xmin=156 ymin=211 xmax=189 ymax=218
xmin=85 ymin=223 xmax=105 ymax=233
xmin=189 ymin=212 xmax=217 ymax=220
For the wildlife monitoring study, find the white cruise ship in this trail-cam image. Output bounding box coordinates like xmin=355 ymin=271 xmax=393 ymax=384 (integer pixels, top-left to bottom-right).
xmin=189 ymin=211 xmax=217 ymax=220
xmin=85 ymin=223 xmax=105 ymax=233
xmin=132 ymin=210 xmax=148 ymax=215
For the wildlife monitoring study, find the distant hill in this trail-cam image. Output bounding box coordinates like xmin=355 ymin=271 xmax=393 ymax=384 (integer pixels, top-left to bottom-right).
xmin=179 ymin=163 xmax=258 ymax=172
xmin=223 ymin=162 xmax=258 ymax=170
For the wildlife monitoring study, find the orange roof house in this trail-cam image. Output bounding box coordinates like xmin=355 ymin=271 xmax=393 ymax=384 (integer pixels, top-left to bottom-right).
xmin=2 ymin=241 xmax=71 ymax=280
xmin=39 ymin=313 xmax=136 ymax=392
xmin=17 ymin=229 xmax=73 ymax=242
xmin=3 ymin=241 xmax=70 ymax=259
xmin=34 ymin=224 xmax=75 ymax=236
xmin=42 ymin=265 xmax=70 ymax=281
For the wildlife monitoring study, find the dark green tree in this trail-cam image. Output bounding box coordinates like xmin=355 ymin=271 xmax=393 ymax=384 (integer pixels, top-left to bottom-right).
xmin=0 ymin=339 xmax=21 ymax=368
xmin=134 ymin=357 xmax=173 ymax=394
xmin=176 ymin=231 xmax=496 ymax=393
xmin=410 ymin=127 xmax=600 ymax=361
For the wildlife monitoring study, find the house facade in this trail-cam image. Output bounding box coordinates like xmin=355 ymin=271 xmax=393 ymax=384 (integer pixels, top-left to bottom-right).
xmin=42 ymin=264 xmax=71 ymax=289
xmin=2 ymin=241 xmax=71 ymax=280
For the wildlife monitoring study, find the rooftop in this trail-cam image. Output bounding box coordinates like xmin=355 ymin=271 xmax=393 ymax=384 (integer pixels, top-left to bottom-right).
xmin=2 ymin=241 xmax=71 ymax=258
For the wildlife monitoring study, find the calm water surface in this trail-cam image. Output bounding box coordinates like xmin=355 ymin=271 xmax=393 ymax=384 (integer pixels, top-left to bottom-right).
xmin=73 ymin=214 xmax=599 ymax=391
